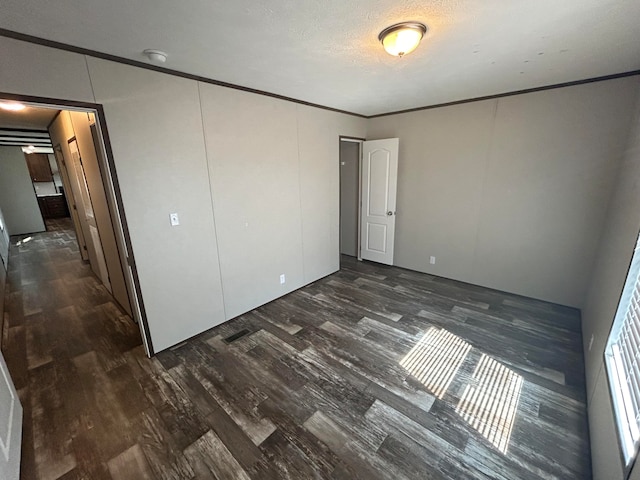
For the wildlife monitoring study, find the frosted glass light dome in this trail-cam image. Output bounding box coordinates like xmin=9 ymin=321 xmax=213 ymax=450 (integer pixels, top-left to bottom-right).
xmin=379 ymin=22 xmax=427 ymax=57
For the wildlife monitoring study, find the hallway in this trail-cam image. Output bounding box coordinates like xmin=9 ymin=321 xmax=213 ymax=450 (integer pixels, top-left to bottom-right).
xmin=2 ymin=219 xmax=144 ymax=479
xmin=1 ymin=221 xmax=591 ymax=479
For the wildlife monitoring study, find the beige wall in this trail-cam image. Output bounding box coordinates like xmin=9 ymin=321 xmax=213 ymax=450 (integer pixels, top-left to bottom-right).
xmin=87 ymin=59 xmax=367 ymax=348
xmin=0 ymin=36 xmax=366 ymax=352
xmin=49 ymin=115 xmax=89 ymax=263
xmin=582 ymin=85 xmax=640 ymax=480
xmin=0 ymin=146 xmax=46 ymax=236
xmin=49 ymin=110 xmax=132 ymax=315
xmin=199 ymin=86 xmax=303 ymax=319
xmin=0 ymin=36 xmax=94 ymax=103
xmin=296 ymin=106 xmax=366 ymax=282
xmin=86 ymin=58 xmax=229 ymax=352
xmin=68 ymin=110 xmax=132 ymax=315
xmin=368 ymin=77 xmax=640 ymax=307
xmin=83 ymin=54 xmax=366 ymax=350
xmin=199 ymin=84 xmax=368 ymax=319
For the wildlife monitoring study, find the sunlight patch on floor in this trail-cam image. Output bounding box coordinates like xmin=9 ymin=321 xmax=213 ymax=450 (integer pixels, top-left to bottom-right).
xmin=400 ymin=327 xmax=523 ymax=454
xmin=399 ymin=327 xmax=472 ymax=399
xmin=456 ymin=353 xmax=523 ymax=454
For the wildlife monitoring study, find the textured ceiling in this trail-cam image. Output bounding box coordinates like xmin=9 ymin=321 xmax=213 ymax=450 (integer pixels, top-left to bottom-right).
xmin=1 ymin=0 xmax=639 ymax=116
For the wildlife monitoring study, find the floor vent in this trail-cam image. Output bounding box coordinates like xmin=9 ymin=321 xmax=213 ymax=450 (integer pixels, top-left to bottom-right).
xmin=223 ymin=329 xmax=251 ymax=344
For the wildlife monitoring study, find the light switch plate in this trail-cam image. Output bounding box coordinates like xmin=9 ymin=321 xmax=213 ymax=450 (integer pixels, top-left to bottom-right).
xmin=170 ymin=213 xmax=180 ymax=226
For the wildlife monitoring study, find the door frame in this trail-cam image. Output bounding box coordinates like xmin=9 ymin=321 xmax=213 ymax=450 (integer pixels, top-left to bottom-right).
xmin=339 ymin=136 xmax=365 ymax=261
xmin=67 ymin=135 xmax=111 ymax=290
xmin=0 ymin=90 xmax=154 ymax=356
xmin=53 ymin=143 xmax=89 ymax=260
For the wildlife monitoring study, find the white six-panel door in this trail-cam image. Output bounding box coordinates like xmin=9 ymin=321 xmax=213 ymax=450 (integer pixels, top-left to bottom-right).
xmin=360 ymin=138 xmax=399 ymax=265
xmin=0 ymin=351 xmax=22 ymax=480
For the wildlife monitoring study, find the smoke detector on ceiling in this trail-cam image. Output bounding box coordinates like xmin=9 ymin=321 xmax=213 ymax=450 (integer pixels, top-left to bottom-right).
xmin=143 ymin=49 xmax=167 ymax=64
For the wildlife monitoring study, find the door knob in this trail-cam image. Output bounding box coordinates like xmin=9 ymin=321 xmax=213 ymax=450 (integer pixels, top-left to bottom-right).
xmin=387 ymin=211 xmax=393 ymax=216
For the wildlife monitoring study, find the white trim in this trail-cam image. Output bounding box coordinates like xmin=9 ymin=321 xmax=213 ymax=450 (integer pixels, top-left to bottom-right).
xmin=0 ymin=361 xmax=15 ymax=461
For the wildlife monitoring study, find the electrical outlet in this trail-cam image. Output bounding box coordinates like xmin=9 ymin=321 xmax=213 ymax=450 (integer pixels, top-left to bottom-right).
xmin=588 ymin=334 xmax=595 ymax=351
xmin=280 ymin=274 xmax=286 ymax=285
xmin=170 ymin=213 xmax=180 ymax=226
xmin=430 ymin=256 xmax=436 ymax=265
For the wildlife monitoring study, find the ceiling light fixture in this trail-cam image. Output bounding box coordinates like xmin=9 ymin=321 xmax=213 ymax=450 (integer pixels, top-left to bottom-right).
xmin=143 ymin=49 xmax=167 ymax=63
xmin=0 ymin=101 xmax=26 ymax=111
xmin=379 ymin=22 xmax=427 ymax=57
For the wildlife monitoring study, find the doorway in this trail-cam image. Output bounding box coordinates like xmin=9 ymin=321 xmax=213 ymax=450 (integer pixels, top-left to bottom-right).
xmin=339 ymin=138 xmax=361 ymax=258
xmin=0 ymin=96 xmax=151 ymax=357
xmin=339 ymin=136 xmax=400 ymax=266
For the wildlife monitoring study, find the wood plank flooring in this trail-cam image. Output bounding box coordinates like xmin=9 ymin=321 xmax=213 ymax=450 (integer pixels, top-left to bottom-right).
xmin=1 ymin=218 xmax=592 ymax=479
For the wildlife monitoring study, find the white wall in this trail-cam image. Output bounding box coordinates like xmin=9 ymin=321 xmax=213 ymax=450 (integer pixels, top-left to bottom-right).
xmin=368 ymin=77 xmax=640 ymax=307
xmin=0 ymin=146 xmax=45 ymax=235
xmin=581 ymin=84 xmax=640 ymax=480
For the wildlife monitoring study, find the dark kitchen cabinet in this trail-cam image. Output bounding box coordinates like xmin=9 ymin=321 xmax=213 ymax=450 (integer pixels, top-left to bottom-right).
xmin=37 ymin=194 xmax=70 ymax=219
xmin=25 ymin=153 xmax=53 ymax=182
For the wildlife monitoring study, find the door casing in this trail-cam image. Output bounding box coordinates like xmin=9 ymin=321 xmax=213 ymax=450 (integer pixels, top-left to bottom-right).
xmin=339 ymin=136 xmax=399 ymax=266
xmin=0 ymin=91 xmax=154 ymax=357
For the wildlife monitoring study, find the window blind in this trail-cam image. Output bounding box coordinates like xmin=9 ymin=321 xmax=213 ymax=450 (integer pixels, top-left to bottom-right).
xmin=605 ymin=233 xmax=640 ymax=471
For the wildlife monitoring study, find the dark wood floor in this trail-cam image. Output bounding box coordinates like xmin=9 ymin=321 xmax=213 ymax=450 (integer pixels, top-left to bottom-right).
xmin=1 ymin=219 xmax=592 ymax=479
